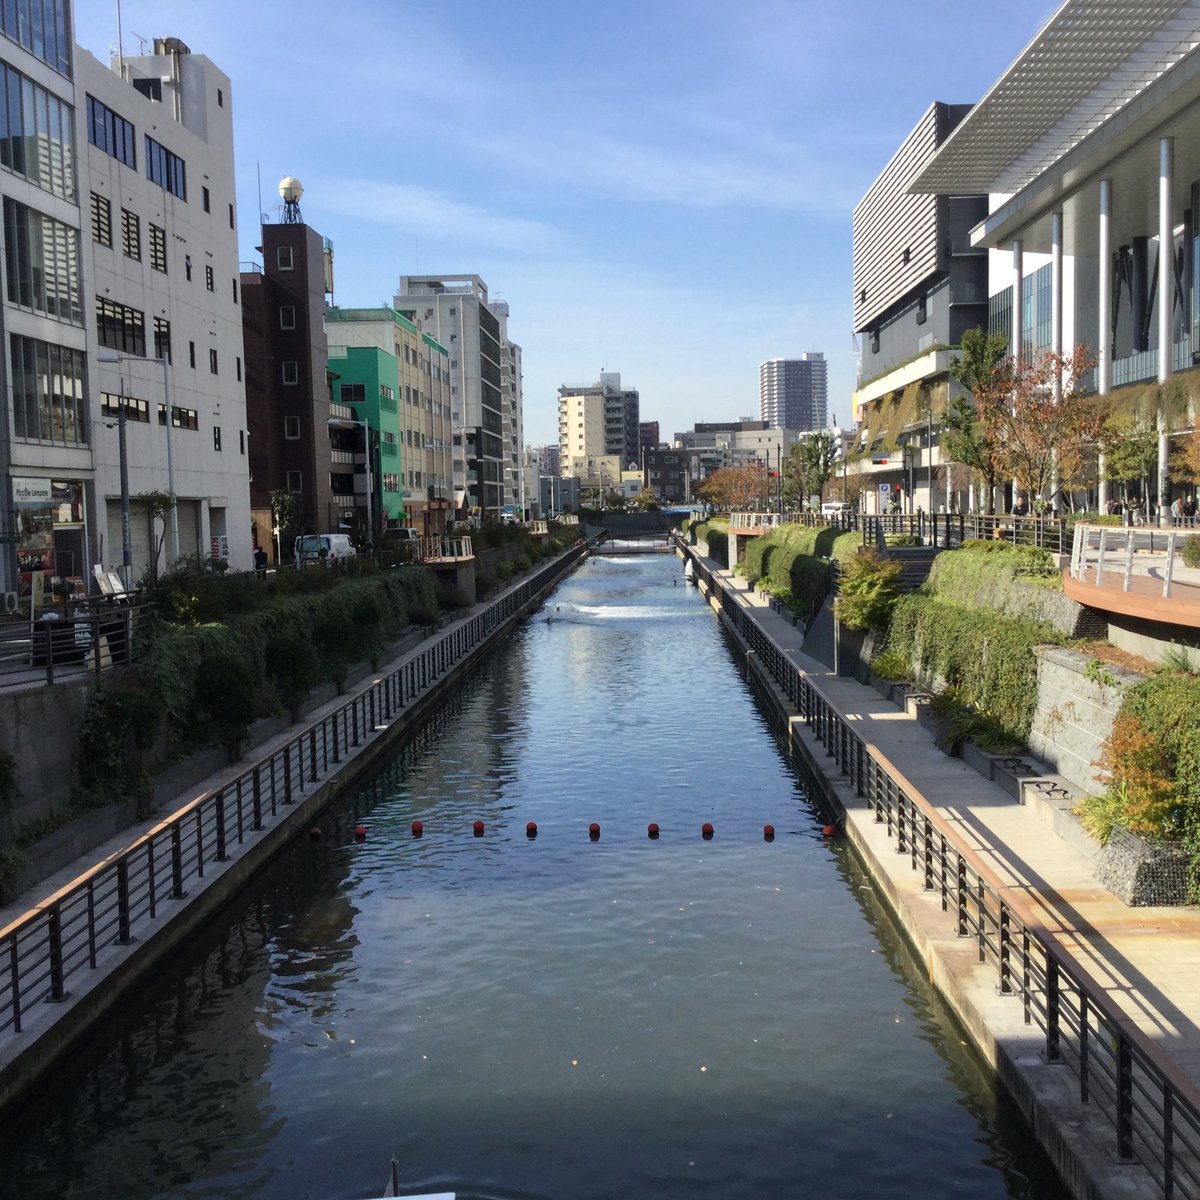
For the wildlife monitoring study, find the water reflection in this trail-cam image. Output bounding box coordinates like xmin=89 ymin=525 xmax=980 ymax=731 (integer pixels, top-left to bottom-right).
xmin=0 ymin=554 xmax=1066 ymax=1200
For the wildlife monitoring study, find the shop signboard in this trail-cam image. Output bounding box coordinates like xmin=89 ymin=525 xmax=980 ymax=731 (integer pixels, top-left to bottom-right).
xmin=12 ymin=477 xmax=52 ymax=504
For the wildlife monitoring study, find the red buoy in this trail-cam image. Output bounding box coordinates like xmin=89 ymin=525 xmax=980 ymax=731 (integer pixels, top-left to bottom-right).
xmin=309 ymin=827 xmax=322 ymax=842
xmin=411 ymin=820 xmax=423 ymax=838
xmin=473 ymin=820 xmax=485 ymax=837
xmin=647 ymin=822 xmax=660 ymax=839
xmin=763 ymin=824 xmax=775 ymax=841
xmin=354 ymin=824 xmax=367 ymax=841
xmin=822 ymin=823 xmax=838 ymax=837
xmin=588 ymin=822 xmax=601 ymax=841
xmin=526 ymin=821 xmax=538 ymax=838
xmin=701 ymin=822 xmax=714 ymax=840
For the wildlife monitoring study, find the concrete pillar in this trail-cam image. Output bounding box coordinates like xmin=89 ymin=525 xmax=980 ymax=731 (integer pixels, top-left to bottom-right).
xmin=1131 ymin=237 xmax=1149 ymax=352
xmin=1012 ymin=239 xmax=1024 ymax=361
xmin=1051 ymin=210 xmax=1064 ymax=376
xmin=1158 ymin=137 xmax=1174 ymax=520
xmin=1098 ymin=180 xmax=1111 ymax=513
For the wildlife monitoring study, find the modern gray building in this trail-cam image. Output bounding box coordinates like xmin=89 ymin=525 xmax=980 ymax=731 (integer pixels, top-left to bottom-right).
xmin=759 ymin=354 xmax=827 ymax=431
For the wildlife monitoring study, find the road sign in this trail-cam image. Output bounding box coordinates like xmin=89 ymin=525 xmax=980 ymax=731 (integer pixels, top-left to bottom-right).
xmin=878 ymin=483 xmax=891 ymax=493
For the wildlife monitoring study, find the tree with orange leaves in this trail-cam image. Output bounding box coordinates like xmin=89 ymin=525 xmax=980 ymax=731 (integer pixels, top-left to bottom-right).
xmin=695 ymin=463 xmax=770 ymax=511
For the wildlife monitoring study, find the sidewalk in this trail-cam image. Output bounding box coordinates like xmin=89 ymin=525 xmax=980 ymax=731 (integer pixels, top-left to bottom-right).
xmin=709 ymin=560 xmax=1200 ymax=1080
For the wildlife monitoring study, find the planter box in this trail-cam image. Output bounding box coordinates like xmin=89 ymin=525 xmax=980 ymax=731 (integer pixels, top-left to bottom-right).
xmin=1095 ymin=825 xmax=1189 ymax=906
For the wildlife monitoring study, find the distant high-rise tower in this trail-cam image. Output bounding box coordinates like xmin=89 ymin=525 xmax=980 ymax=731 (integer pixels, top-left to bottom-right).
xmin=759 ymin=354 xmax=827 ymax=431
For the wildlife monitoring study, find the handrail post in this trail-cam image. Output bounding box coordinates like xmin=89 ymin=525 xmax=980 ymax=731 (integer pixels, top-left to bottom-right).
xmin=1117 ymin=1034 xmax=1134 ymax=1160
xmin=252 ymin=767 xmax=263 ymax=831
xmin=171 ymin=823 xmax=185 ymax=897
xmin=956 ymin=855 xmax=968 ymax=935
xmin=48 ymin=904 xmax=67 ymax=1001
xmin=998 ymin=901 xmax=1012 ymax=993
xmin=116 ymin=858 xmax=132 ymax=944
xmin=215 ymin=791 xmax=228 ymax=861
xmin=1046 ymin=958 xmax=1061 ymax=1061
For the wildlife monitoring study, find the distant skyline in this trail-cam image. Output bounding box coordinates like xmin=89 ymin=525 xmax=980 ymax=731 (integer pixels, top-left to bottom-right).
xmin=76 ymin=1 xmax=1058 ymax=445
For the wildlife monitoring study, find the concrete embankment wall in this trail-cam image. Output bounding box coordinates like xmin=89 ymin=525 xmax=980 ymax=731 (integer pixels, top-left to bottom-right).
xmin=682 ymin=546 xmax=1158 ymax=1200
xmin=0 ymin=547 xmax=587 ymax=1113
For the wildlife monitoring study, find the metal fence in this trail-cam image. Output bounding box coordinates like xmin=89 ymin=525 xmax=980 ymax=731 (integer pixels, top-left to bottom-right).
xmin=688 ymin=551 xmax=1200 ymax=1200
xmin=0 ymin=597 xmax=144 ymax=690
xmin=1070 ymin=523 xmax=1198 ymax=599
xmin=0 ymin=544 xmax=585 ymax=1043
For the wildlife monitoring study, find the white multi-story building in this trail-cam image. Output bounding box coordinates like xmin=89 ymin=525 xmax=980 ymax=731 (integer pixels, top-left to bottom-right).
xmin=82 ymin=37 xmax=251 ymax=577
xmin=759 ymin=354 xmax=827 ymax=432
xmin=394 ymin=275 xmax=520 ymax=520
xmin=557 ymin=372 xmax=639 ymax=478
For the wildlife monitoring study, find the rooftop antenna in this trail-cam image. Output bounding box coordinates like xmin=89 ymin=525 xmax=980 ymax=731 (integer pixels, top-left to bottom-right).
xmin=115 ymin=0 xmax=124 ymax=78
xmin=279 ymin=176 xmax=303 ymax=224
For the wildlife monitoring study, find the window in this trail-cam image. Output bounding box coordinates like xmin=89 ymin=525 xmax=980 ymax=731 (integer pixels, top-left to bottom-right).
xmin=1 ymin=0 xmax=72 ymax=74
xmin=121 ymin=208 xmax=140 ymax=260
xmin=96 ymin=297 xmax=145 ymax=356
xmin=209 ymin=347 xmax=218 ymax=374
xmin=239 ymin=429 xmax=245 ymax=455
xmin=185 ymin=255 xmax=192 ymax=282
xmin=144 ymin=135 xmax=186 ymax=199
xmin=213 ymin=426 xmax=222 ymax=452
xmin=10 ymin=334 xmax=88 ymax=443
xmin=340 ymin=383 xmax=365 ymax=404
xmin=100 ymin=392 xmax=149 ymax=423
xmin=449 ymin=307 xmax=457 ymax=315
xmin=228 ymin=202 xmax=235 ymax=230
xmin=217 ymin=88 xmax=224 ymax=108
xmin=231 ymin=278 xmax=238 ymax=304
xmin=132 ymin=76 xmax=161 ymax=102
xmin=90 ymin=192 xmax=112 ymax=246
xmin=87 ymin=96 xmax=136 ymax=168
xmin=383 ymin=473 xmax=399 ymax=492
xmin=236 ymin=356 xmax=242 ymax=382
xmin=158 ymin=404 xmax=198 ymax=430
xmin=205 ymin=264 xmax=214 ymax=291
xmin=915 ymin=294 xmax=927 ymax=326
xmin=279 ymin=305 xmax=295 ymax=330
xmin=188 ymin=341 xmax=196 ymax=369
xmin=286 ymin=470 xmax=302 ymax=493
xmin=153 ymin=316 xmax=171 ymax=362
xmin=149 ymin=223 xmax=167 ymax=272
xmin=202 ymin=186 xmax=210 ymax=213
xmin=277 ymin=245 xmax=293 ymax=271
xmin=4 ymin=198 xmax=82 ymax=322
xmin=1 ymin=65 xmax=75 ymax=198
xmin=284 ymin=415 xmax=301 ymax=439
xmin=282 ymin=360 xmax=298 ymax=385
xmin=382 ymin=431 xmax=397 ymax=446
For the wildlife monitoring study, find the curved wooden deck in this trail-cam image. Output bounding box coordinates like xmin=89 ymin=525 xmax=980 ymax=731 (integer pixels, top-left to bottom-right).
xmin=1063 ymin=565 xmax=1200 ymax=629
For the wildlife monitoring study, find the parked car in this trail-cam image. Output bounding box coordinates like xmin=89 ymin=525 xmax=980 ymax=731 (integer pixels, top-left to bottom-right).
xmin=379 ymin=527 xmax=423 ymax=565
xmin=294 ymin=533 xmax=357 ymax=566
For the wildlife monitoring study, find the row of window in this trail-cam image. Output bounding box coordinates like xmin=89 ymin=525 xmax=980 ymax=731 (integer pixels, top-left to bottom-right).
xmin=1 ymin=61 xmax=75 ymax=199
xmin=3 ymin=196 xmax=81 ymax=322
xmin=87 ymin=95 xmax=188 ymax=200
xmin=98 ymin=392 xmax=199 ymax=430
xmin=1 ymin=0 xmax=71 ymax=77
xmin=11 ymin=332 xmax=86 ymax=444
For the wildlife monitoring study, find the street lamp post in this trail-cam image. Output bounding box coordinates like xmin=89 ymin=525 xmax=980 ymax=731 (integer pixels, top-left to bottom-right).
xmin=98 ymin=352 xmax=177 ymax=567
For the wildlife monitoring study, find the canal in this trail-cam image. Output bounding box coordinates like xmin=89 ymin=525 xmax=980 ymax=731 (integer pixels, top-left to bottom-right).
xmin=0 ymin=552 xmax=1068 ymax=1200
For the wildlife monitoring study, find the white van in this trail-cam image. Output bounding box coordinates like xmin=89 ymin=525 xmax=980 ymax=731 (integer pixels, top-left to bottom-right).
xmin=820 ymin=502 xmax=852 ymax=517
xmin=294 ymin=533 xmax=357 ymax=566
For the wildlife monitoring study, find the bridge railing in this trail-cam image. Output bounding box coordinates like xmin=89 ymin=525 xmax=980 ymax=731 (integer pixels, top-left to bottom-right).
xmin=0 ymin=545 xmax=587 ymax=1044
xmin=686 ymin=549 xmax=1200 ymax=1199
xmin=1070 ymin=523 xmax=1197 ymax=598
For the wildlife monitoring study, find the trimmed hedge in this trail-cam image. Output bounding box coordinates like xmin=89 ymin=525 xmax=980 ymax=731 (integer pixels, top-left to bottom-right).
xmin=738 ymin=524 xmax=860 ymax=616
xmin=884 ymin=594 xmax=1066 ymax=743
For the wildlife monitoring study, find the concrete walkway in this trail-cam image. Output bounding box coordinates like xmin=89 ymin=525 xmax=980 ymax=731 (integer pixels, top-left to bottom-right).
xmin=708 ymin=557 xmax=1200 ymax=1081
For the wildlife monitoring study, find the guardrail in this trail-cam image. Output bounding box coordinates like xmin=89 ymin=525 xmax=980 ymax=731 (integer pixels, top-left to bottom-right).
xmin=0 ymin=545 xmax=586 ymax=1045
xmin=687 ymin=549 xmax=1200 ymax=1200
xmin=0 ymin=599 xmax=144 ymax=690
xmin=1071 ymin=523 xmax=1197 ymax=598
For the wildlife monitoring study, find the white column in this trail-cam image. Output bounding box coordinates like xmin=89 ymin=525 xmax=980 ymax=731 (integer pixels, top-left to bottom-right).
xmin=1098 ymin=180 xmax=1111 ymax=513
xmin=1158 ymin=137 xmax=1174 ymax=520
xmin=1012 ymin=239 xmax=1024 ymax=360
xmin=1051 ymin=210 xmax=1064 ymax=374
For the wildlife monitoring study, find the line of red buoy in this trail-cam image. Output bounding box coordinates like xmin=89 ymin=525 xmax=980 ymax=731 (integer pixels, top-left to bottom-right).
xmin=312 ymin=821 xmax=808 ymax=843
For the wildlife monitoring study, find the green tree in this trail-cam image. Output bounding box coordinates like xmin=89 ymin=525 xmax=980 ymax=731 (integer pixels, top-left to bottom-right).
xmin=270 ymin=489 xmax=302 ymax=562
xmin=783 ymin=431 xmax=838 ymax=507
xmin=134 ymin=489 xmax=176 ymax=580
xmin=1103 ymin=409 xmax=1160 ymax=504
xmin=944 ymin=327 xmax=1010 ymax=514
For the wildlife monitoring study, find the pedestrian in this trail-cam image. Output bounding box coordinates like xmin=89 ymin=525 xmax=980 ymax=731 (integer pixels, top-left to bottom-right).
xmin=253 ymin=544 xmax=268 ymax=575
xmin=1171 ymin=496 xmax=1184 ymax=524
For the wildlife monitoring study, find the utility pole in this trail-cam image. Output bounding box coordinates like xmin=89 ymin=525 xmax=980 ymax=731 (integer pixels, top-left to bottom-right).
xmin=118 ymin=385 xmax=132 ymax=588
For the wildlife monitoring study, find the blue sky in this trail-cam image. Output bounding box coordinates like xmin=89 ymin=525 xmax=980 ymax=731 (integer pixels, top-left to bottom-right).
xmin=76 ymin=1 xmax=1057 ymax=446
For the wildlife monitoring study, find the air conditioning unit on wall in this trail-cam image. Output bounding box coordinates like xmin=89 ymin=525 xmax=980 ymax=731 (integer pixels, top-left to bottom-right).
xmin=1 ymin=591 xmax=18 ymax=614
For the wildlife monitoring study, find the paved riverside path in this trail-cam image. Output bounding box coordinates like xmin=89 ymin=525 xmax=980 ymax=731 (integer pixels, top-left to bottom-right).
xmin=700 ymin=555 xmax=1200 ymax=1083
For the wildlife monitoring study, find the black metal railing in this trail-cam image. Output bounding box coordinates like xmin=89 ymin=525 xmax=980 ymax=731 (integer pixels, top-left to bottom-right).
xmin=861 ymin=513 xmax=1066 ymax=552
xmin=0 ymin=597 xmax=144 ymax=689
xmin=686 ymin=549 xmax=1200 ymax=1199
xmin=0 ymin=545 xmax=585 ymax=1044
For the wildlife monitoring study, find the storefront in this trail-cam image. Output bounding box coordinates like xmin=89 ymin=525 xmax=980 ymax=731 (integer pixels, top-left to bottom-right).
xmin=11 ymin=476 xmax=89 ymax=604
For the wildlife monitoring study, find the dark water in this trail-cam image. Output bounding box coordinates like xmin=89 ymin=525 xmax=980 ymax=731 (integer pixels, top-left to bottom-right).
xmin=0 ymin=554 xmax=1068 ymax=1200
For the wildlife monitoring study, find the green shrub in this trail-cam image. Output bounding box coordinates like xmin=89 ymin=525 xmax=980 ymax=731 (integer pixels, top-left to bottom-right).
xmin=193 ymin=650 xmax=257 ymax=757
xmin=313 ymin=610 xmax=355 ymax=689
xmin=0 ymin=748 xmax=16 ymax=813
xmin=475 ymin=568 xmax=497 ymax=598
xmin=869 ymin=648 xmax=910 ymax=682
xmin=265 ymin=630 xmax=320 ymax=717
xmin=835 ymin=551 xmax=903 ymax=631
xmin=72 ymin=673 xmax=163 ymax=809
xmin=1182 ymin=536 xmax=1200 ymax=569
xmin=436 ymin=582 xmax=473 ymax=612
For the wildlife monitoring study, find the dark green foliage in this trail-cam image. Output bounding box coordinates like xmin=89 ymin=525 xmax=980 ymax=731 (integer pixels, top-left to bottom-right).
xmin=1183 ymin=536 xmax=1200 ymax=568
xmin=475 ymin=568 xmax=497 ymax=598
xmin=0 ymin=748 xmax=17 ymax=812
xmin=72 ymin=672 xmax=164 ymax=809
xmin=883 ymin=594 xmax=1066 ymax=743
xmin=193 ymin=649 xmax=257 ymax=756
xmin=313 ymin=610 xmax=355 ymax=689
xmin=435 ymin=581 xmax=473 ymax=612
xmin=265 ymin=630 xmax=320 ymax=716
xmin=693 ymin=522 xmax=728 ymax=566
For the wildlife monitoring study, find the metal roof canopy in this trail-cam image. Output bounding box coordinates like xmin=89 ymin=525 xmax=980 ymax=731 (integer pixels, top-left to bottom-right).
xmin=911 ymin=0 xmax=1200 ymax=197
